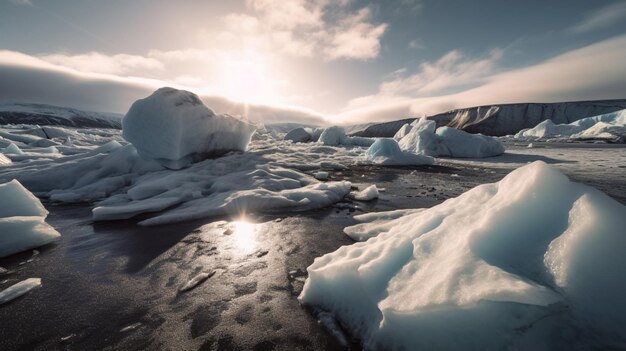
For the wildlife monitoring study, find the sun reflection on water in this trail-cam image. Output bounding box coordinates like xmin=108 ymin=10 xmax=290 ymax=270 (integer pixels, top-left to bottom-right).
xmin=230 ymin=219 xmax=258 ymax=253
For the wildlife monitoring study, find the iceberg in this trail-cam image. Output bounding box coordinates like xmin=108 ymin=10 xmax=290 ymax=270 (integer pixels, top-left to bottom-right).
xmin=365 ymin=138 xmax=433 ymax=166
xmin=515 ymin=109 xmax=626 ymax=141
xmin=299 ymin=161 xmax=626 ymax=350
xmin=122 ymin=87 xmax=256 ymax=169
xmin=396 ymin=118 xmax=504 ymax=158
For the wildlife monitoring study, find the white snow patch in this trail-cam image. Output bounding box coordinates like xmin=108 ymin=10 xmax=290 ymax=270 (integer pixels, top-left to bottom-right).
xmin=300 ymin=161 xmax=626 ymax=350
xmin=123 ymin=87 xmax=256 ymax=169
xmin=313 ymin=171 xmax=329 ymax=181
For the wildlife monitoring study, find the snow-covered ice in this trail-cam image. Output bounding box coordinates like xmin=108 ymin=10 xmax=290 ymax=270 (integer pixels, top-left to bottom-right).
xmin=396 ymin=118 xmax=505 ymax=158
xmin=0 ymin=180 xmax=60 ymax=258
xmin=365 ymin=138 xmax=433 ymax=166
xmin=0 ymin=278 xmax=42 ymax=305
xmin=515 ymin=109 xmax=626 ymax=141
xmin=122 ymin=87 xmax=256 ymax=169
xmin=299 ymin=161 xmax=626 ymax=350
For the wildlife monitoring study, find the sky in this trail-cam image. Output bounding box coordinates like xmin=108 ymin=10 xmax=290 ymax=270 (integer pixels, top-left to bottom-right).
xmin=1 ymin=0 xmax=626 ymax=125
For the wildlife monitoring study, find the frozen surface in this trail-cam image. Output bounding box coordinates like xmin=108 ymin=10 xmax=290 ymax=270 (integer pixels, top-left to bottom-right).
xmin=397 ymin=118 xmax=504 ymax=158
xmin=0 ymin=278 xmax=42 ymax=305
xmin=300 ymin=161 xmax=626 ymax=350
xmin=122 ymin=87 xmax=256 ymax=169
xmin=319 ymin=126 xmax=374 ymax=147
xmin=515 ymin=109 xmax=626 ymax=141
xmin=0 ymin=180 xmax=60 ymax=258
xmin=365 ymin=138 xmax=434 ymax=166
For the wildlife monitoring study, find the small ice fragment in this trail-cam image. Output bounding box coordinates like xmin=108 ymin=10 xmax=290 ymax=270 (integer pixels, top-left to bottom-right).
xmin=451 ymin=174 xmax=460 ymax=177
xmin=351 ymin=185 xmax=379 ymax=201
xmin=256 ymin=250 xmax=269 ymax=258
xmin=274 ymin=218 xmax=283 ymax=223
xmin=120 ymin=322 xmax=142 ymax=332
xmin=313 ymin=171 xmax=329 ymax=181
xmin=528 ymin=143 xmax=534 ymax=148
xmin=60 ymin=333 xmax=76 ymax=342
xmin=0 ymin=278 xmax=41 ymax=305
xmin=179 ymin=271 xmax=215 ymax=292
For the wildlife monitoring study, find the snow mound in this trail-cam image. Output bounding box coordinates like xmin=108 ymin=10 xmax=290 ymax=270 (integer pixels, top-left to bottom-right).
xmin=319 ymin=126 xmax=374 ymax=147
xmin=284 ymin=127 xmax=311 ymax=143
xmin=515 ymin=109 xmax=626 ymax=141
xmin=0 ymin=154 xmax=11 ymax=166
xmin=299 ymin=161 xmax=626 ymax=350
xmin=0 ymin=180 xmax=60 ymax=258
xmin=366 ymin=138 xmax=433 ymax=166
xmin=397 ymin=118 xmax=504 ymax=158
xmin=123 ymin=87 xmax=256 ymax=169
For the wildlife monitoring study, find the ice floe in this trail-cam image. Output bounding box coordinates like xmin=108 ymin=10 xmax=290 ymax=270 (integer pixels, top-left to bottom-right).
xmin=0 ymin=278 xmax=42 ymax=305
xmin=299 ymin=161 xmax=626 ymax=350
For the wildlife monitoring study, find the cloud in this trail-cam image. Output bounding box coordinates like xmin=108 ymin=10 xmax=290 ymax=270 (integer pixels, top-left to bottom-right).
xmin=39 ymin=52 xmax=165 ymax=75
xmin=0 ymin=50 xmax=328 ymax=126
xmin=221 ymin=0 xmax=388 ymax=61
xmin=336 ymin=34 xmax=626 ymax=124
xmin=568 ymin=1 xmax=626 ymax=33
xmin=8 ymin=0 xmax=32 ymax=6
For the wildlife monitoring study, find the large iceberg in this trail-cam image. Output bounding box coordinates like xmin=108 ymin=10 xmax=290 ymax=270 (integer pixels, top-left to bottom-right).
xmin=299 ymin=161 xmax=626 ymax=350
xmin=515 ymin=109 xmax=626 ymax=141
xmin=123 ymin=87 xmax=256 ymax=169
xmin=0 ymin=180 xmax=60 ymax=258
xmin=396 ymin=118 xmax=504 ymax=158
xmin=365 ymin=138 xmax=433 ymax=166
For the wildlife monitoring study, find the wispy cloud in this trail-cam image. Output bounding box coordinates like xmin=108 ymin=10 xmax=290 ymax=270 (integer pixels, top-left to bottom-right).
xmin=337 ymin=34 xmax=626 ymax=123
xmin=221 ymin=0 xmax=388 ymax=61
xmin=568 ymin=1 xmax=626 ymax=33
xmin=8 ymin=0 xmax=33 ymax=6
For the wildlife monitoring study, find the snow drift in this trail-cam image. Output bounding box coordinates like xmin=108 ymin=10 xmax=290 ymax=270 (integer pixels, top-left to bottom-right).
xmin=396 ymin=118 xmax=504 ymax=158
xmin=299 ymin=161 xmax=626 ymax=350
xmin=123 ymin=87 xmax=256 ymax=169
xmin=0 ymin=180 xmax=60 ymax=258
xmin=515 ymin=109 xmax=626 ymax=141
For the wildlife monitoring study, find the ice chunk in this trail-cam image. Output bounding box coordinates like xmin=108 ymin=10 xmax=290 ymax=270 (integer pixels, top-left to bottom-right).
xmin=397 ymin=118 xmax=504 ymax=158
xmin=0 ymin=278 xmax=41 ymax=305
xmin=179 ymin=271 xmax=215 ymax=292
xmin=351 ymin=185 xmax=379 ymax=201
xmin=436 ymin=127 xmax=505 ymax=158
xmin=365 ymin=138 xmax=433 ymax=166
xmin=313 ymin=171 xmax=329 ymax=181
xmin=122 ymin=87 xmax=256 ymax=169
xmin=0 ymin=154 xmax=11 ymax=166
xmin=319 ymin=126 xmax=374 ymax=147
xmin=0 ymin=180 xmax=60 ymax=258
xmin=300 ymin=161 xmax=626 ymax=349
xmin=284 ymin=128 xmax=311 ymax=143
xmin=515 ymin=109 xmax=626 ymax=141
xmin=1 ymin=143 xmax=24 ymax=155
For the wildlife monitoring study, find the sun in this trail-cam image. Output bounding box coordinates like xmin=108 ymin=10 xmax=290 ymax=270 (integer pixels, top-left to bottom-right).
xmin=216 ymin=50 xmax=283 ymax=105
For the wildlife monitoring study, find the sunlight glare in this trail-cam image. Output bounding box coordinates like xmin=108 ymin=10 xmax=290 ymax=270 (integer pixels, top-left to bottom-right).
xmin=230 ymin=219 xmax=258 ymax=253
